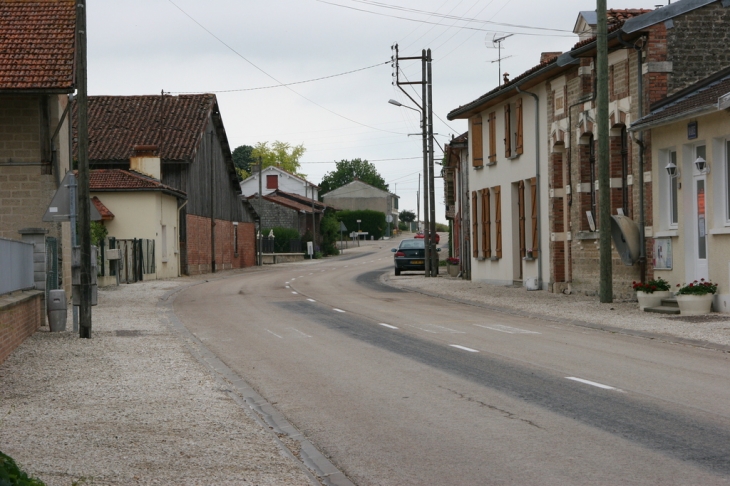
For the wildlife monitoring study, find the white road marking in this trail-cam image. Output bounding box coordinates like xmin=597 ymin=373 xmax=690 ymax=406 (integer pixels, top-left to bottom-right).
xmin=379 ymin=323 xmax=398 ymax=329
xmin=285 ymin=286 xmax=290 ymax=289
xmin=345 ymin=266 xmax=349 ymax=268
xmin=291 ymin=291 xmax=298 ymax=295
xmin=299 ymin=275 xmax=304 ymax=278
xmin=475 ymin=324 xmax=541 ymax=334
xmin=266 ymin=329 xmax=283 ymax=339
xmin=307 ymin=298 xmax=316 ymax=302
xmin=565 ymin=377 xmax=618 ymax=390
xmin=333 ymin=308 xmax=345 ymax=313
xmin=450 ymin=345 xmax=479 ymax=353
xmin=291 ymin=278 xmax=296 ymax=281
xmin=309 ymin=273 xmax=313 ymax=275
xmin=289 ymin=327 xmax=312 ymax=338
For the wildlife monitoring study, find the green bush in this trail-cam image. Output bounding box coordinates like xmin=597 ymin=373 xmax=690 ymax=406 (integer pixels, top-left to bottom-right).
xmin=262 ymin=227 xmax=301 ymax=253
xmin=336 ymin=210 xmax=387 ymax=240
xmin=435 ymin=222 xmax=449 ymax=233
xmin=398 ymin=221 xmax=408 ymax=231
xmin=0 ymin=450 xmax=45 ymax=485
xmin=319 ymin=212 xmax=340 ymax=256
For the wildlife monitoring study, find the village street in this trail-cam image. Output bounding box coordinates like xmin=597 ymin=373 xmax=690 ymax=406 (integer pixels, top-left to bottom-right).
xmin=173 ymin=237 xmax=730 ymax=485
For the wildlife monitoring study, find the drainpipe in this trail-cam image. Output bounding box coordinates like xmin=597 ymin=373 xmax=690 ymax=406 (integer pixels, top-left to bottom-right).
xmin=618 ymin=32 xmax=647 ymax=283
xmin=516 ymin=85 xmax=543 ymax=290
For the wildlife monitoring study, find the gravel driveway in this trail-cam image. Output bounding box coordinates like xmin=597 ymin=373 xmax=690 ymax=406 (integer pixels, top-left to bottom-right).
xmin=0 ymin=273 xmax=316 ymax=486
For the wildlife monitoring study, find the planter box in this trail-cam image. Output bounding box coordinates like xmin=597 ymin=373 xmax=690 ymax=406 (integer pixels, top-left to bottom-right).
xmin=636 ymin=290 xmax=672 ymax=311
xmin=446 ymin=264 xmax=459 ymax=277
xmin=676 ymin=294 xmax=714 ymax=315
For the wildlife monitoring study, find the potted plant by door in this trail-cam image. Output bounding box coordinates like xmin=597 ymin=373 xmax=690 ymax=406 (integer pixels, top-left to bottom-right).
xmin=446 ymin=257 xmax=460 ymax=277
xmin=632 ymin=278 xmax=672 ymax=311
xmin=675 ymin=279 xmax=717 ymax=315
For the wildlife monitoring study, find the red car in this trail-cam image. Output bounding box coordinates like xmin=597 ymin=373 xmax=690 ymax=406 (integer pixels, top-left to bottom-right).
xmin=414 ymin=231 xmax=440 ymax=244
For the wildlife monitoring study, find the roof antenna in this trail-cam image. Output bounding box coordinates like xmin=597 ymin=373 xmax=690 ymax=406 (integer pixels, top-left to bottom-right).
xmin=487 ymin=33 xmax=514 ymax=86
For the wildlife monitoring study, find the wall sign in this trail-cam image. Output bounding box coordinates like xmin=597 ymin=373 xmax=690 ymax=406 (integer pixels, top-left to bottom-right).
xmin=653 ymin=237 xmax=673 ymax=270
xmin=687 ymin=121 xmax=698 ymax=140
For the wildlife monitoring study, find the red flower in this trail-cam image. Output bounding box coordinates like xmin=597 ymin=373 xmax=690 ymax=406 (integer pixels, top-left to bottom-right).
xmin=701 ymin=278 xmax=705 ymax=282
xmin=677 ymin=284 xmax=681 ymax=287
xmin=689 ymin=283 xmax=694 ymax=287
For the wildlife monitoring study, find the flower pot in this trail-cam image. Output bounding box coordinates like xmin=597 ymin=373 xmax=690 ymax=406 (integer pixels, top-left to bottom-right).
xmin=447 ymin=264 xmax=459 ymax=277
xmin=676 ymin=294 xmax=713 ymax=315
xmin=636 ymin=290 xmax=672 ymax=310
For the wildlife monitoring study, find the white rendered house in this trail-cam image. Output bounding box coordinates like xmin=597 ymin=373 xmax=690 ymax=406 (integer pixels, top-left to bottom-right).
xmin=240 ymin=166 xmax=318 ymax=200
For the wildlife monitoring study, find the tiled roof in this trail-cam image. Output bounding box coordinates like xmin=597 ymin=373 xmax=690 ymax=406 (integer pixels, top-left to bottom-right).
xmin=261 ymin=194 xmax=320 ymax=214
xmin=277 ymin=190 xmax=332 ymax=210
xmin=631 ymin=67 xmax=730 ymax=129
xmin=77 ymin=95 xmax=217 ymax=162
xmin=89 ymin=169 xmax=186 ymax=197
xmin=91 ymin=196 xmax=114 ymax=221
xmin=0 ymin=0 xmax=76 ymax=90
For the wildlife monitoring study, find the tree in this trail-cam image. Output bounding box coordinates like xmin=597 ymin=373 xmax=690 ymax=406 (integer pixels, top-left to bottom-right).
xmin=399 ymin=209 xmax=416 ymax=223
xmin=232 ymin=145 xmax=254 ymax=180
xmin=235 ymin=141 xmax=306 ymax=180
xmin=319 ymin=158 xmax=388 ymax=197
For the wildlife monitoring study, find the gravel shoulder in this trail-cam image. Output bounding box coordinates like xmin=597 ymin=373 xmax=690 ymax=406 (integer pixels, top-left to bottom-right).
xmin=0 ymin=271 xmax=316 ymax=486
xmin=383 ymin=273 xmax=730 ymax=350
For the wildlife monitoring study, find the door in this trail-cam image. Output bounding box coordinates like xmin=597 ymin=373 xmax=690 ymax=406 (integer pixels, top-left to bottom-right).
xmin=692 ymin=175 xmax=709 ymax=282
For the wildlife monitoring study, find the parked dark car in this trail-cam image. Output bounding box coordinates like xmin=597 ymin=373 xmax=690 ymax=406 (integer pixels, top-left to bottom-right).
xmin=414 ymin=231 xmax=440 ymax=244
xmin=392 ymin=239 xmax=425 ymax=276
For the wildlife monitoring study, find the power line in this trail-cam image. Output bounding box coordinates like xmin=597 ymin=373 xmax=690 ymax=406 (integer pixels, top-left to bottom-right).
xmin=301 ymin=156 xmax=421 ymax=164
xmin=316 ymin=0 xmax=574 ymax=37
xmin=166 ymin=0 xmax=408 ymax=135
xmin=170 ymin=61 xmax=389 ymax=94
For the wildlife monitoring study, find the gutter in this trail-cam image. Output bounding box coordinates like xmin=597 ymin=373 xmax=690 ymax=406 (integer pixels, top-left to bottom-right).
xmin=629 ymin=105 xmax=717 ymax=132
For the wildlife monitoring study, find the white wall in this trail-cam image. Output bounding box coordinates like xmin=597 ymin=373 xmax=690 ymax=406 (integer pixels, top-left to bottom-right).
xmin=240 ymin=167 xmax=317 ymax=199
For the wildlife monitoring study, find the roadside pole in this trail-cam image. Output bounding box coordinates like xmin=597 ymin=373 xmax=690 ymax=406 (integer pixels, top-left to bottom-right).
xmin=597 ymin=0 xmax=613 ymax=302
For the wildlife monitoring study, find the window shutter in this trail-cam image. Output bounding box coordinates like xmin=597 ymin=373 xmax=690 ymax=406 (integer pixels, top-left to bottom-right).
xmin=494 ymin=186 xmax=502 ymax=259
xmin=488 ymin=112 xmax=497 ymax=163
xmin=471 ymin=116 xmax=483 ymax=167
xmin=516 ymin=98 xmax=524 ymax=155
xmin=483 ymin=188 xmax=491 ymax=258
xmin=518 ymin=181 xmax=526 ymax=258
xmin=504 ymin=105 xmax=511 ymax=158
xmin=472 ymin=191 xmax=479 ymax=258
xmin=266 ymin=174 xmax=278 ymax=189
xmin=530 ymin=178 xmax=538 ymax=254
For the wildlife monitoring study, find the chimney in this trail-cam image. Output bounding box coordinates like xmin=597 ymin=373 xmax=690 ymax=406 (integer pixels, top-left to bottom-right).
xmin=541 ymin=52 xmax=562 ymax=64
xmin=130 ymin=145 xmax=161 ymax=180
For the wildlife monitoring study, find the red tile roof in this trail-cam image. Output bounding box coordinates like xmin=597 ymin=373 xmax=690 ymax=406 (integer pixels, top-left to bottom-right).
xmin=91 ymin=196 xmax=114 ymax=221
xmin=89 ymin=169 xmax=186 ymax=198
xmin=0 ymin=0 xmax=76 ymax=90
xmin=261 ymin=194 xmax=320 ymax=214
xmin=77 ymin=95 xmax=218 ymax=162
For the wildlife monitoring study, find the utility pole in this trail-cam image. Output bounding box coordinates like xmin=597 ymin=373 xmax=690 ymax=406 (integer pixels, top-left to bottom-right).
xmin=210 ymin=131 xmax=216 ymax=273
xmin=76 ymin=0 xmax=92 ymax=338
xmin=597 ymin=0 xmax=612 ymax=302
xmin=417 ymin=173 xmax=420 ymax=232
xmin=427 ymin=49 xmax=438 ymax=276
xmin=257 ymin=156 xmax=262 ymax=265
xmin=421 ymin=49 xmax=431 ymax=276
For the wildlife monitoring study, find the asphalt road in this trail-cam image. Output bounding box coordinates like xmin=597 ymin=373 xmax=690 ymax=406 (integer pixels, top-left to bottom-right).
xmin=174 ymin=239 xmax=730 ymax=485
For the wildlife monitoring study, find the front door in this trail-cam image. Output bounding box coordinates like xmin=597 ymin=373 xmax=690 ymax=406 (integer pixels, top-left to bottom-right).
xmin=692 ymin=175 xmax=709 ymax=282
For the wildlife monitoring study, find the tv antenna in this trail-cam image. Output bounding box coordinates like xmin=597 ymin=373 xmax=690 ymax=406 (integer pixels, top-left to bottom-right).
xmin=487 ymin=33 xmax=514 ymax=85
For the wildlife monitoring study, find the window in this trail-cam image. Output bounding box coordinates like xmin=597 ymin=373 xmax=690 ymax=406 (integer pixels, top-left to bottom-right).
xmin=481 ymin=189 xmax=491 ymax=258
xmin=472 ymin=192 xmax=479 ymax=257
xmin=504 ymin=99 xmax=523 ymax=158
xmin=233 ymin=222 xmax=239 ymax=257
xmin=621 ymin=127 xmax=629 ymax=216
xmin=266 ymin=174 xmax=278 ymax=189
xmin=669 ymin=151 xmax=678 ymax=227
xmin=471 ymin=115 xmax=483 ymax=167
xmin=493 ymin=186 xmax=502 ymax=258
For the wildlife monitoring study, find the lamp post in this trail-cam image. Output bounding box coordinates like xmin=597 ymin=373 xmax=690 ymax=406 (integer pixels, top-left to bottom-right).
xmin=388 ymin=98 xmax=432 ymax=276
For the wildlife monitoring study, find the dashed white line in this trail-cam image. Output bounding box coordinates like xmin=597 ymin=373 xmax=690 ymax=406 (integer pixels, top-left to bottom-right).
xmin=291 ymin=291 xmax=298 ymax=295
xmin=307 ymin=298 xmax=316 ymax=302
xmin=379 ymin=323 xmax=398 ymax=329
xmin=475 ymin=324 xmax=541 ymax=334
xmin=285 ymin=286 xmax=290 ymax=289
xmin=309 ymin=273 xmax=313 ymax=275
xmin=266 ymin=329 xmax=283 ymax=339
xmin=299 ymin=275 xmax=304 ymax=278
xmin=333 ymin=308 xmax=345 ymax=313
xmin=566 ymin=377 xmax=618 ymax=390
xmin=450 ymin=345 xmax=479 ymax=353
xmin=289 ymin=327 xmax=312 ymax=338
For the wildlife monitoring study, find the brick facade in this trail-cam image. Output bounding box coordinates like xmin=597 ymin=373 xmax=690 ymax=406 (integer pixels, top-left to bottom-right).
xmin=185 ymin=214 xmax=255 ymax=274
xmin=0 ymin=291 xmax=42 ymax=365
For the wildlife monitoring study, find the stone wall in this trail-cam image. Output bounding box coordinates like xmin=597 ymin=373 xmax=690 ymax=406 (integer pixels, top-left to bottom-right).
xmin=0 ymin=291 xmax=43 ymax=365
xmin=249 ymin=199 xmax=299 ymax=233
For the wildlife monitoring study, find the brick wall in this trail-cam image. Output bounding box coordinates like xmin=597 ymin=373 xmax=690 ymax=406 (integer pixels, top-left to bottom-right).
xmin=185 ymin=214 xmax=255 ymax=274
xmin=0 ymin=291 xmax=42 ymax=365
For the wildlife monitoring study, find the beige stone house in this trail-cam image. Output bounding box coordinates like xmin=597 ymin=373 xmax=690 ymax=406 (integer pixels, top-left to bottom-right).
xmin=322 ymin=180 xmax=399 ymax=230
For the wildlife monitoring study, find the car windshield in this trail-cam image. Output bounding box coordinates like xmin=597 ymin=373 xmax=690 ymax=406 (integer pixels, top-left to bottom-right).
xmin=399 ymin=239 xmax=424 ymax=249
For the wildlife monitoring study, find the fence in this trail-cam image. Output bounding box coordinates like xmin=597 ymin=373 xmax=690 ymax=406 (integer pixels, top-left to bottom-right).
xmin=261 ymin=237 xmax=302 ymax=254
xmin=97 ymin=238 xmax=155 ymax=284
xmin=0 ymin=237 xmax=34 ymax=296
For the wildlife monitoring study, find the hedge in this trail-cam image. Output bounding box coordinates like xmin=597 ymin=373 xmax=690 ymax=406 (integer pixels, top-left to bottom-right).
xmin=336 ymin=210 xmax=386 ymax=240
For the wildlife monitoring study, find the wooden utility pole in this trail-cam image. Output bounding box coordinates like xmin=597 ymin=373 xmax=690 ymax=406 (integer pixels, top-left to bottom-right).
xmin=427 ymin=49 xmax=438 ymax=276
xmin=597 ymin=0 xmax=613 ymax=302
xmin=76 ymin=0 xmax=92 ymax=338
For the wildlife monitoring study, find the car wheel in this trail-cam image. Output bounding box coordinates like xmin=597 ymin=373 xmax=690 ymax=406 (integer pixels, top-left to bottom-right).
xmin=395 ymin=268 xmax=401 ymax=276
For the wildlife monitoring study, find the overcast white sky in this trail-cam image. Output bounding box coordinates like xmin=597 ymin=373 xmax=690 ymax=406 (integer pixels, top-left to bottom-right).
xmin=87 ymin=0 xmax=662 ymax=222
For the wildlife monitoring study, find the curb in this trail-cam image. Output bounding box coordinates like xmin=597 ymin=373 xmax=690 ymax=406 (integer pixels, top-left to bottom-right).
xmin=158 ymin=278 xmax=355 ymax=486
xmin=381 ymin=274 xmax=730 ymax=354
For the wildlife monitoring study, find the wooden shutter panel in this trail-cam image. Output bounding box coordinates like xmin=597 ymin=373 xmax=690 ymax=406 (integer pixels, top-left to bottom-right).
xmin=472 ymin=191 xmax=479 ymax=258
xmin=518 ymin=181 xmax=526 ymax=258
xmin=530 ymin=178 xmax=538 ymax=254
xmin=471 ymin=116 xmax=483 ymax=167
xmin=483 ymin=188 xmax=491 ymax=258
xmin=488 ymin=112 xmax=497 ymax=163
xmin=494 ymin=186 xmax=502 ymax=259
xmin=504 ymin=105 xmax=511 ymax=158
xmin=516 ymin=98 xmax=524 ymax=155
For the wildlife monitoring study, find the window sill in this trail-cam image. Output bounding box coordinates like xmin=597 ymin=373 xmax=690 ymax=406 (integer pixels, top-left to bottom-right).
xmin=486 ymin=161 xmax=497 ymax=167
xmin=474 ymin=165 xmax=484 ymax=170
xmin=654 ymin=230 xmax=679 ymax=237
xmin=709 ymin=227 xmax=730 ymax=235
xmin=489 ymin=256 xmax=500 ymax=261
